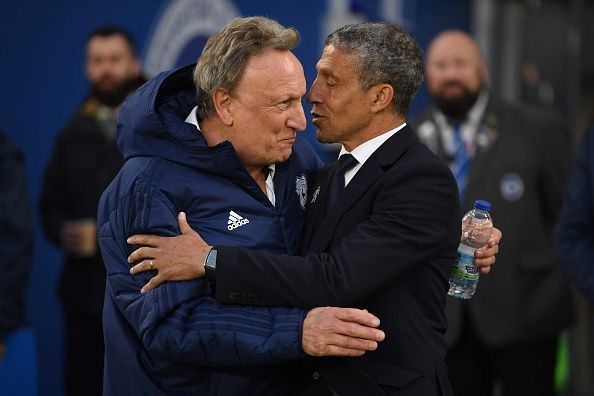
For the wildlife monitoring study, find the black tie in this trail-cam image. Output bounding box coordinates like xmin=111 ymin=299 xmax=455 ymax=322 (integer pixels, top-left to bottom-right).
xmin=326 ymin=154 xmax=358 ymax=209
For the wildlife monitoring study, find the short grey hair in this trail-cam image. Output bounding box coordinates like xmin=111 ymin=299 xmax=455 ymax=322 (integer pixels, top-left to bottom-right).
xmin=193 ymin=16 xmax=300 ymax=120
xmin=325 ymin=22 xmax=423 ymax=117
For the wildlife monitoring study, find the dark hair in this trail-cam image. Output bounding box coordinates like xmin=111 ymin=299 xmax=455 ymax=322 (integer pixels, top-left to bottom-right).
xmin=326 ymin=22 xmax=423 ymax=117
xmin=86 ymin=26 xmax=137 ymax=56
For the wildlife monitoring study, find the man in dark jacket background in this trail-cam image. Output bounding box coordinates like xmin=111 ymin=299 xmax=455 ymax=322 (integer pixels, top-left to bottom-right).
xmin=39 ymin=26 xmax=143 ymax=396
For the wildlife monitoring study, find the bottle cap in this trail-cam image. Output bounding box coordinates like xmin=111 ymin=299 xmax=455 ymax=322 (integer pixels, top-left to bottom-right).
xmin=474 ymin=200 xmax=491 ymax=212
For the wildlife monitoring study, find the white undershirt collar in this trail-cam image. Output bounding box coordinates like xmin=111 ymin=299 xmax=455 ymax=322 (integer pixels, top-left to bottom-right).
xmin=338 ymin=122 xmax=407 ymax=186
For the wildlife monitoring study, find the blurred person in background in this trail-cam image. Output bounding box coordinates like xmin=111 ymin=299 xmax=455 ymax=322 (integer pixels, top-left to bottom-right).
xmin=0 ymin=130 xmax=33 ymax=363
xmin=557 ymin=126 xmax=594 ymax=302
xmin=413 ymin=30 xmax=574 ymax=396
xmin=39 ymin=26 xmax=143 ymax=395
xmin=556 ymin=126 xmax=594 ymax=396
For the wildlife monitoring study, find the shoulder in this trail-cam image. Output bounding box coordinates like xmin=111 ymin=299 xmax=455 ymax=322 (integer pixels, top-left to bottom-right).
xmin=98 ymin=157 xmax=185 ymax=234
xmin=378 ymin=138 xmax=457 ymax=205
xmin=403 ymin=141 xmax=454 ymax=179
xmin=106 ymin=155 xmax=191 ymax=200
xmin=56 ymin=107 xmax=100 ymax=143
xmin=497 ymin=98 xmax=566 ymax=131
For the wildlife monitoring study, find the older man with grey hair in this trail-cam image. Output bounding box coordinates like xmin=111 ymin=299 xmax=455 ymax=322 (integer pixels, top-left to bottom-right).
xmin=98 ymin=16 xmax=385 ymax=396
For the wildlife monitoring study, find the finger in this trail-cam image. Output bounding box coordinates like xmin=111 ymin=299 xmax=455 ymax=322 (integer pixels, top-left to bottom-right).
xmin=479 ymin=266 xmax=492 ymax=275
xmin=488 ymin=228 xmax=502 ymax=245
xmin=130 ymin=259 xmax=156 ymax=275
xmin=322 ymin=345 xmax=367 ymax=357
xmin=475 ymin=244 xmax=498 ymax=259
xmin=334 ymin=308 xmax=380 ymax=327
xmin=332 ymin=334 xmax=378 ymax=351
xmin=140 ymin=275 xmax=165 ymax=293
xmin=474 ymin=254 xmax=496 ymax=268
xmin=128 ymin=246 xmax=157 ymax=263
xmin=334 ymin=321 xmax=385 ymax=341
xmin=474 ymin=254 xmax=496 ymax=266
xmin=127 ymin=234 xmax=160 ymax=247
xmin=178 ymin=212 xmax=193 ymax=235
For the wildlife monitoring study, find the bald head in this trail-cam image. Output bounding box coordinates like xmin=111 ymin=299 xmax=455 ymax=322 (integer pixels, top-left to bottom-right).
xmin=425 ymin=30 xmax=487 ymax=119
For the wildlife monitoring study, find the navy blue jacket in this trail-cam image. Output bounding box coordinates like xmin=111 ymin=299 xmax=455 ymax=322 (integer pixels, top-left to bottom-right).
xmin=557 ymin=127 xmax=594 ymax=302
xmin=98 ymin=64 xmax=323 ymax=395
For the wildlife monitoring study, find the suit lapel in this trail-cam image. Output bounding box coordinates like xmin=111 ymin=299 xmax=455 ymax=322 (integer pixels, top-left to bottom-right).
xmin=307 ymin=126 xmax=418 ymax=253
xmin=300 ymin=165 xmax=334 ymax=254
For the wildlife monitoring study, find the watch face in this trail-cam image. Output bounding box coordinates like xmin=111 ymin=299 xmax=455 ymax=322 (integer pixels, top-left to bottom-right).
xmin=206 ymin=249 xmax=217 ymax=271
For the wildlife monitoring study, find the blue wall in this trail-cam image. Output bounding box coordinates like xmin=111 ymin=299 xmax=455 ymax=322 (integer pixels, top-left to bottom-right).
xmin=0 ymin=1 xmax=470 ymax=394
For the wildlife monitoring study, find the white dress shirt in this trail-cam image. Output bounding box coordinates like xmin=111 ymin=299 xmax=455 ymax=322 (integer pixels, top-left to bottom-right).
xmin=338 ymin=122 xmax=407 ymax=186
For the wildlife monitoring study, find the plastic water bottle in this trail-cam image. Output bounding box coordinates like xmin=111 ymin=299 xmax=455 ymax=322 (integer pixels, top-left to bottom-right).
xmin=448 ymin=200 xmax=493 ymax=299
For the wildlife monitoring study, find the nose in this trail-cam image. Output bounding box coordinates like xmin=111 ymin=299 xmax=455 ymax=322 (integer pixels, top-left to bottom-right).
xmin=306 ymin=77 xmax=321 ymax=104
xmin=287 ymin=100 xmax=307 ymax=132
xmin=442 ymin=62 xmax=464 ymax=81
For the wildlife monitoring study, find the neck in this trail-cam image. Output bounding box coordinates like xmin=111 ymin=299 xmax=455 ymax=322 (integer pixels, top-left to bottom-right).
xmin=247 ymin=165 xmax=268 ymax=194
xmin=201 ymin=117 xmax=269 ymax=193
xmin=342 ymin=112 xmax=406 ymax=152
xmin=200 ymin=117 xmax=231 ymax=147
xmin=201 ymin=116 xmax=270 ymax=193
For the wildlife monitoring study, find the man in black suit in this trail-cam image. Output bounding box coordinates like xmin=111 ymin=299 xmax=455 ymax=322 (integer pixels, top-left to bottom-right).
xmin=128 ymin=23 xmax=500 ymax=395
xmin=412 ymin=31 xmax=573 ymax=396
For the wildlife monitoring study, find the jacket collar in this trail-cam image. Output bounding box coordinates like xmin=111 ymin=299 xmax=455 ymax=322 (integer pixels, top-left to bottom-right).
xmin=303 ymin=125 xmax=418 ymax=253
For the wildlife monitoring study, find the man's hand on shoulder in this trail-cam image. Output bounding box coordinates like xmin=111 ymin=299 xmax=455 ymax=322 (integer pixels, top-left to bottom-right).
xmin=127 ymin=212 xmax=210 ymax=292
xmin=302 ymin=307 xmax=385 ymax=357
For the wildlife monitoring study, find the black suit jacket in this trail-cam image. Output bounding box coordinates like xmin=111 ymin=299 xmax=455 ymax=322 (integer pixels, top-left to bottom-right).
xmin=214 ymin=126 xmax=460 ymax=395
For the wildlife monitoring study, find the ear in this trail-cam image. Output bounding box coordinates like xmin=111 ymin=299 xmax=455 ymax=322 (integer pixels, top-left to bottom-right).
xmin=369 ymin=84 xmax=394 ymax=114
xmin=212 ymin=88 xmax=233 ymax=126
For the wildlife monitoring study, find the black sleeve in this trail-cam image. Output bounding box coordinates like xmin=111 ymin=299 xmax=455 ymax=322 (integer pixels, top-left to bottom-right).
xmin=0 ymin=133 xmax=33 ymax=341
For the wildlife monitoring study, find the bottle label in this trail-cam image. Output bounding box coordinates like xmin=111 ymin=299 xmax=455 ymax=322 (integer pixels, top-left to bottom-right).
xmin=452 ymin=246 xmax=479 ymax=281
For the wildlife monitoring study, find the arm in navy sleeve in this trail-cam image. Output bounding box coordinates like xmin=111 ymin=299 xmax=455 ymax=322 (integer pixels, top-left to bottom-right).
xmin=99 ymin=185 xmax=306 ymax=366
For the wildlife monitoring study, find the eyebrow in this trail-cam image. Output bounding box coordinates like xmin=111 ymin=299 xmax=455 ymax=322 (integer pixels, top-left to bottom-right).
xmin=317 ymin=64 xmax=340 ymax=80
